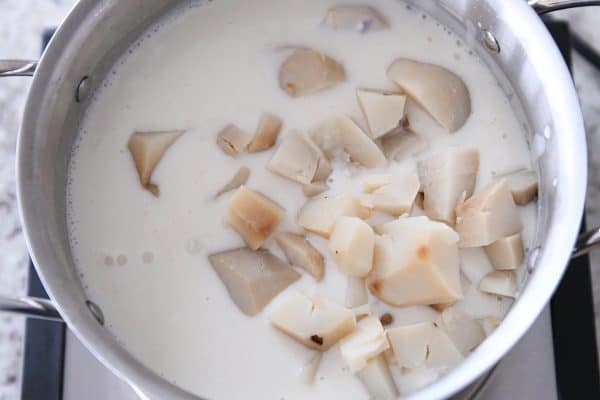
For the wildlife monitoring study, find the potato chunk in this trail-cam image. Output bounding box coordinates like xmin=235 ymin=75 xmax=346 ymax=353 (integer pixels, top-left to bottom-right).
xmin=356 ymin=355 xmax=399 ymax=400
xmin=339 ymin=317 xmax=389 ymax=372
xmin=417 ymin=148 xmax=479 ymax=224
xmin=228 ymin=187 xmax=284 ymax=249
xmin=357 ymin=89 xmax=406 ymax=139
xmin=361 ymin=174 xmax=393 ymax=193
xmin=387 ymin=59 xmax=471 ymax=132
xmin=479 ymin=271 xmax=517 ymax=298
xmin=387 ymin=321 xmax=463 ymax=369
xmin=216 ymin=124 xmax=252 ymax=157
xmin=367 ymin=216 xmax=462 ymax=306
xmin=303 ymin=182 xmax=329 ymax=197
xmin=309 ymin=115 xmax=386 ymax=167
xmin=346 ymin=276 xmax=369 ymax=308
xmin=267 ymin=131 xmax=319 ymax=184
xmin=455 ymin=180 xmax=522 ymax=247
xmin=274 ymin=232 xmax=324 ymax=280
xmin=323 ymin=5 xmax=389 ymax=33
xmin=381 ymin=130 xmax=428 ymax=161
xmin=484 ymin=233 xmax=524 ymax=270
xmin=208 ymin=248 xmax=300 ymax=316
xmin=501 ymin=169 xmax=538 ymax=205
xmin=368 ymin=172 xmax=420 ymax=216
xmin=269 ymin=291 xmax=356 ymax=351
xmin=330 ymin=217 xmax=375 ymax=277
xmin=279 ymin=48 xmax=346 ymax=97
xmin=215 ymin=167 xmax=250 ymax=197
xmin=247 ymin=112 xmax=283 ymax=152
xmin=435 ymin=307 xmax=485 ymax=355
xmin=298 ymin=353 xmax=322 ymax=385
xmin=297 ymin=192 xmax=369 ymax=237
xmin=127 ymin=130 xmax=184 ymax=197
xmin=454 ymin=283 xmax=512 ymax=320
xmin=313 ymin=155 xmax=333 ymax=182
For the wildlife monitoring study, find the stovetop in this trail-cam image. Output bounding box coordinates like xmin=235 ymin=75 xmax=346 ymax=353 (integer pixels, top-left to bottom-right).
xmin=20 ymin=20 xmax=600 ymax=400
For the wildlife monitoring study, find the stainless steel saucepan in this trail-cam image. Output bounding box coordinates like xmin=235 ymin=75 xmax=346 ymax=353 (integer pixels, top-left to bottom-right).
xmin=1 ymin=0 xmax=599 ymax=399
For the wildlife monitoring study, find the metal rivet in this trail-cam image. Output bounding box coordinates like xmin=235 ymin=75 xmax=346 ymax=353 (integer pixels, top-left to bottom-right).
xmin=76 ymin=76 xmax=91 ymax=103
xmin=482 ymin=30 xmax=500 ymax=53
xmin=85 ymin=300 xmax=105 ymax=326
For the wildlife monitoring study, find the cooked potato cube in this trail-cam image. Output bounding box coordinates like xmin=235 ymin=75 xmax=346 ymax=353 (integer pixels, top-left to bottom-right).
xmin=297 ymin=192 xmax=369 ymax=237
xmin=361 ymin=174 xmax=393 ymax=193
xmin=267 ymin=131 xmax=319 ymax=184
xmin=367 ymin=216 xmax=462 ymax=306
xmin=340 ymin=317 xmax=389 ymax=372
xmin=309 ymin=115 xmax=386 ymax=167
xmin=395 ymin=366 xmax=440 ymax=395
xmin=215 ymin=167 xmax=251 ymax=197
xmin=484 ymin=233 xmax=524 ymax=270
xmin=382 ymin=130 xmax=428 ymax=161
xmin=127 ymin=130 xmax=184 ymax=197
xmin=228 ymin=186 xmax=284 ymax=249
xmin=298 ymin=353 xmax=322 ymax=385
xmin=208 ymin=248 xmax=300 ymax=316
xmin=479 ymin=270 xmax=517 ymax=298
xmin=369 ymin=172 xmax=420 ymax=216
xmin=269 ymin=291 xmax=356 ymax=351
xmin=247 ymin=112 xmax=283 ymax=152
xmin=417 ymin=148 xmax=479 ymax=224
xmin=454 ymin=283 xmax=513 ymax=319
xmin=313 ymin=154 xmax=333 ymax=182
xmin=460 ymin=247 xmax=494 ymax=285
xmin=279 ymin=48 xmax=346 ymax=97
xmin=330 ymin=216 xmax=375 ymax=277
xmin=274 ymin=232 xmax=324 ymax=280
xmin=455 ymin=179 xmax=522 ymax=247
xmin=216 ymin=124 xmax=252 ymax=157
xmin=323 ymin=5 xmax=389 ymax=33
xmin=303 ymin=182 xmax=329 ymax=197
xmin=357 ymin=89 xmax=406 ymax=139
xmin=356 ymin=355 xmax=399 ymax=400
xmin=346 ymin=276 xmax=369 ymax=308
xmin=435 ymin=307 xmax=485 ymax=355
xmin=501 ymin=169 xmax=538 ymax=205
xmin=387 ymin=59 xmax=471 ymax=132
xmin=480 ymin=316 xmax=501 ymax=336
xmin=388 ymin=321 xmax=463 ymax=369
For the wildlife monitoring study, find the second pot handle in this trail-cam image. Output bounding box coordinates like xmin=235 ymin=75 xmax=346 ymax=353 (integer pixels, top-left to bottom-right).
xmin=0 ymin=60 xmax=37 ymax=77
xmin=530 ymin=0 xmax=600 ymax=14
xmin=0 ymin=296 xmax=62 ymax=321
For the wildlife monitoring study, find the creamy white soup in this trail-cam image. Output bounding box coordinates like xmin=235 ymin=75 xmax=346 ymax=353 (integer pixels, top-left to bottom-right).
xmin=66 ymin=0 xmax=538 ymax=398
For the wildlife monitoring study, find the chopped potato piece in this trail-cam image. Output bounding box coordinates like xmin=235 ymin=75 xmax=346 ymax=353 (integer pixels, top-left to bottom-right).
xmin=480 ymin=316 xmax=501 ymax=336
xmin=313 ymin=155 xmax=333 ymax=182
xmin=369 ymin=172 xmax=420 ymax=216
xmin=275 ymin=232 xmax=324 ymax=280
xmin=208 ymin=248 xmax=300 ymax=316
xmin=297 ymin=192 xmax=369 ymax=237
xmin=430 ymin=303 xmax=452 ymax=312
xmin=303 ymin=182 xmax=329 ymax=197
xmin=228 ymin=186 xmax=284 ymax=249
xmin=454 ymin=283 xmax=513 ymax=319
xmin=309 ymin=115 xmax=386 ymax=167
xmin=269 ymin=291 xmax=356 ymax=351
xmin=382 ymin=130 xmax=428 ymax=161
xmin=215 ymin=167 xmax=251 ymax=197
xmin=501 ymin=169 xmax=538 ymax=205
xmin=216 ymin=124 xmax=252 ymax=157
xmin=330 ymin=217 xmax=375 ymax=277
xmin=323 ymin=5 xmax=389 ymax=33
xmin=298 ymin=353 xmax=322 ymax=385
xmin=388 ymin=321 xmax=464 ymax=369
xmin=367 ymin=216 xmax=462 ymax=306
xmin=418 ymin=148 xmax=479 ymax=224
xmin=356 ymin=355 xmax=399 ymax=400
xmin=460 ymin=247 xmax=494 ymax=285
xmin=127 ymin=130 xmax=184 ymax=197
xmin=357 ymin=89 xmax=406 ymax=139
xmin=279 ymin=48 xmax=346 ymax=97
xmin=340 ymin=317 xmax=389 ymax=372
xmin=410 ymin=192 xmax=427 ymax=217
xmin=484 ymin=233 xmax=524 ymax=270
xmin=395 ymin=366 xmax=440 ymax=395
xmin=479 ymin=270 xmax=517 ymax=298
xmin=455 ymin=179 xmax=522 ymax=247
xmin=387 ymin=59 xmax=471 ymax=132
xmin=267 ymin=131 xmax=319 ymax=184
xmin=435 ymin=307 xmax=485 ymax=355
xmin=361 ymin=174 xmax=394 ymax=193
xmin=346 ymin=276 xmax=369 ymax=308
xmin=247 ymin=112 xmax=283 ymax=152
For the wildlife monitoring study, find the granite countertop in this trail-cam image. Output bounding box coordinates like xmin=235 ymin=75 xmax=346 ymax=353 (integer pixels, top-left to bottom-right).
xmin=0 ymin=3 xmax=599 ymax=399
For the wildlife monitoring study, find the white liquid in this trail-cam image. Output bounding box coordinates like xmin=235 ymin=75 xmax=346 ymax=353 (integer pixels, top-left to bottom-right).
xmin=67 ymin=0 xmax=537 ymax=398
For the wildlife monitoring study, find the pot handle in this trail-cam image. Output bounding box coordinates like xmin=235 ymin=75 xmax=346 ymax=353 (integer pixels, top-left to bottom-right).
xmin=0 ymin=60 xmax=37 ymax=77
xmin=530 ymin=0 xmax=600 ymax=14
xmin=0 ymin=296 xmax=62 ymax=321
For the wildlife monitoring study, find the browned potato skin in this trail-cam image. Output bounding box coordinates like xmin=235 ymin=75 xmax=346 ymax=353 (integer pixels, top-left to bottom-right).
xmin=275 ymin=232 xmax=325 ymax=280
xmin=127 ymin=130 xmax=184 ymax=197
xmin=208 ymin=247 xmax=300 ymax=316
xmin=279 ymin=48 xmax=346 ymax=97
xmin=228 ymin=186 xmax=284 ymax=250
xmin=247 ymin=113 xmax=283 ymax=152
xmin=217 ymin=124 xmax=252 ymax=157
xmin=215 ymin=167 xmax=251 ymax=197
